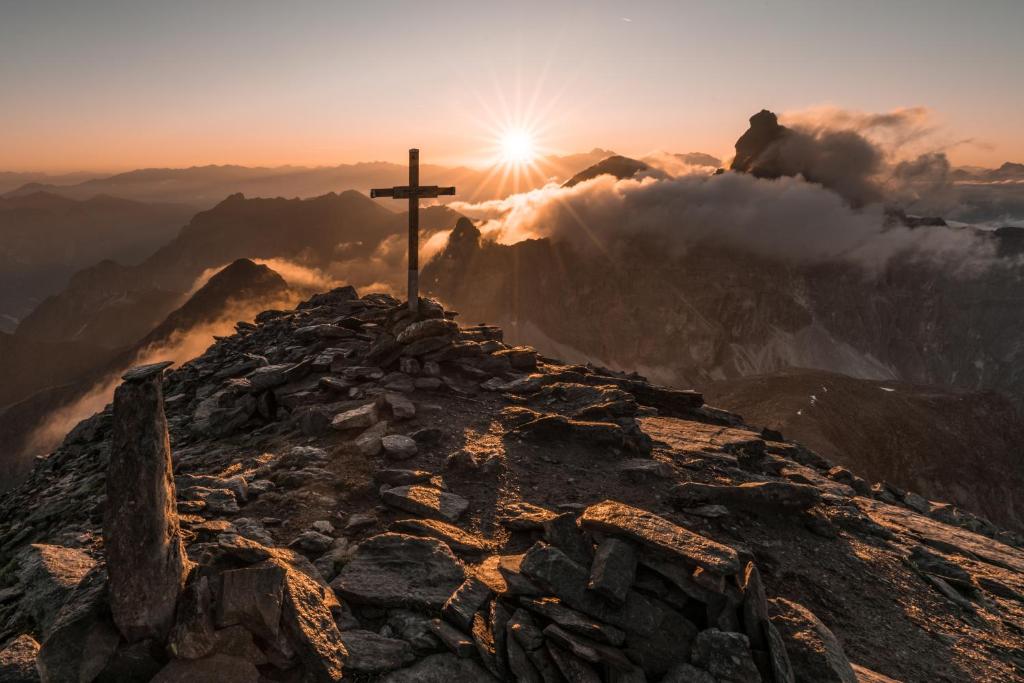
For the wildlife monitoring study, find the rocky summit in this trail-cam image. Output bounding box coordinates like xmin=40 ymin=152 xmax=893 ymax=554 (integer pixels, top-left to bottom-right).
xmin=0 ymin=287 xmax=1023 ymax=682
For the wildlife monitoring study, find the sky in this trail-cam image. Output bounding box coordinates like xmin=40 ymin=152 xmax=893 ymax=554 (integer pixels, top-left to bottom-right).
xmin=2 ymin=0 xmax=1022 ymax=172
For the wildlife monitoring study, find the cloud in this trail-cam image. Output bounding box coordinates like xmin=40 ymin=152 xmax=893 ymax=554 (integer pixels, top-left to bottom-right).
xmin=449 ymin=171 xmax=997 ymax=274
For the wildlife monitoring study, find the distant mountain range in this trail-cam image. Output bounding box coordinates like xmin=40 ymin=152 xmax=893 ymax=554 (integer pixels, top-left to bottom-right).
xmin=0 ymin=150 xmax=620 ymax=209
xmin=0 ymin=192 xmax=193 ymax=330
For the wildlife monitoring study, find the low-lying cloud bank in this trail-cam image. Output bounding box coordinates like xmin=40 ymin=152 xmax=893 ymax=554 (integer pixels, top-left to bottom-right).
xmin=450 ymin=171 xmax=997 ymax=274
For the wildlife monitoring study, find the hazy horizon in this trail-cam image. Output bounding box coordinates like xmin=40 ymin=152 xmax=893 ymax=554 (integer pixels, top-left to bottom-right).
xmin=3 ymin=0 xmax=1023 ymax=174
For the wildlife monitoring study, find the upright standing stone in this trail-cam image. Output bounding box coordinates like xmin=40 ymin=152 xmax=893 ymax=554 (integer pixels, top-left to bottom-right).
xmin=104 ymin=361 xmax=190 ymax=642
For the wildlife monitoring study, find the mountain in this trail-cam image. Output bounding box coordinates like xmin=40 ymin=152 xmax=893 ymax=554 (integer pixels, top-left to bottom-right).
xmin=1 ymin=150 xmax=614 ymax=210
xmin=0 ymin=171 xmax=99 ymax=195
xmin=13 ymin=191 xmax=456 ymax=348
xmin=702 ymin=369 xmax=1024 ymax=533
xmin=562 ymin=155 xmax=663 ymax=187
xmin=0 ymin=289 xmax=1022 ymax=681
xmin=0 ymin=258 xmax=295 ymax=490
xmin=0 ymin=191 xmax=193 ymax=331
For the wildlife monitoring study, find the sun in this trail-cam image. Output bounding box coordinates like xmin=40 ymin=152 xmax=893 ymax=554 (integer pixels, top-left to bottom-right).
xmin=499 ymin=128 xmax=537 ymax=165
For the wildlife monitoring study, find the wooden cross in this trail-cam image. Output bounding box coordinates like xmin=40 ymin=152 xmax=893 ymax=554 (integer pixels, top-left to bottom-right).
xmin=371 ymin=149 xmax=456 ymax=312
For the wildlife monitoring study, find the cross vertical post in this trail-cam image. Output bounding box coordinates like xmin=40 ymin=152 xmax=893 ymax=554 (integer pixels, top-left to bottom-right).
xmin=370 ymin=149 xmax=456 ymax=315
xmin=408 ymin=148 xmax=419 ymax=312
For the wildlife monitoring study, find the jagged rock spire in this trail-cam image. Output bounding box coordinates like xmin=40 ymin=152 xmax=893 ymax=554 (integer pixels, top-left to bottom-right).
xmin=104 ymin=361 xmax=190 ymax=642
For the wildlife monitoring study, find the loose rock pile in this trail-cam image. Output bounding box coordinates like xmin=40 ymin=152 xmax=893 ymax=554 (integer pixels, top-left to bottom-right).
xmin=1 ymin=287 xmax=1023 ymax=681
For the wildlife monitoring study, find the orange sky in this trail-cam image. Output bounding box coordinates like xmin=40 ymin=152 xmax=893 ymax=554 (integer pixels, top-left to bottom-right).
xmin=2 ymin=1 xmax=1022 ymax=173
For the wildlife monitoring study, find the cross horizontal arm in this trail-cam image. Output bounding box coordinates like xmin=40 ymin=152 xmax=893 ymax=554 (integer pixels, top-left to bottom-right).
xmin=370 ymin=185 xmax=456 ymax=200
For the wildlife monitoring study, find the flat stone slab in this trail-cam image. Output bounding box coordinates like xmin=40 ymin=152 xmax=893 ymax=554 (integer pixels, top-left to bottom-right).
xmin=580 ymin=500 xmax=740 ymax=576
xmin=121 ymin=361 xmax=174 ymax=382
xmin=332 ymin=533 xmax=465 ymax=611
xmin=390 ymin=518 xmax=491 ymax=556
xmin=331 ymin=403 xmax=379 ymax=431
xmin=672 ymin=482 xmax=821 ymax=513
xmin=381 ymin=485 xmax=469 ymax=523
xmin=498 ymin=501 xmax=558 ymax=530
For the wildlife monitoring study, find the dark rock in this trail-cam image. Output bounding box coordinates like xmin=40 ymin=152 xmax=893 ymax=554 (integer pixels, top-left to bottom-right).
xmin=95 ymin=638 xmax=165 ymax=682
xmin=429 ymin=619 xmax=477 ymax=657
xmin=519 ymin=542 xmax=697 ymax=650
xmin=150 ymin=654 xmax=259 ymax=683
xmin=742 ymin=563 xmax=795 ymax=683
xmin=338 ymin=630 xmax=415 ymax=673
xmin=507 ymin=609 xmax=560 ymax=683
xmin=216 ymin=561 xmax=286 ymax=642
xmin=580 ymin=500 xmax=740 ymax=575
xmin=769 ymin=598 xmax=856 ymax=683
xmin=0 ymin=635 xmax=40 ymax=683
xmin=387 ymin=609 xmax=441 ymax=652
xmin=691 ymin=629 xmax=762 ymax=682
xmin=546 ymin=643 xmax=602 ymax=683
xmin=439 ymin=574 xmax=491 ymax=630
xmin=15 ymin=544 xmax=96 ymax=636
xmin=105 ymin=369 xmax=190 ymax=641
xmin=168 ymin=575 xmax=218 ymax=659
xmin=380 ymin=485 xmax=469 ymax=522
xmin=379 ymin=653 xmax=498 ymax=682
xmin=543 ymin=513 xmax=593 ymax=566
xmin=511 ymin=414 xmax=639 ymax=452
xmin=588 ymin=538 xmax=637 ymax=605
xmin=37 ymin=567 xmax=120 ymax=683
xmin=519 ymin=597 xmax=626 ymax=646
xmin=332 ymin=533 xmax=465 ymax=610
xmin=661 ymin=663 xmax=716 ymax=683
xmin=672 ymin=481 xmax=822 ymax=513
xmin=289 ymin=530 xmax=334 ymax=556
xmin=542 ymin=624 xmax=633 ymax=670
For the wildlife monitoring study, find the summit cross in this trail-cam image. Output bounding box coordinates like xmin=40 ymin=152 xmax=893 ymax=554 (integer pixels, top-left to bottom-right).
xmin=370 ymin=149 xmax=455 ymax=312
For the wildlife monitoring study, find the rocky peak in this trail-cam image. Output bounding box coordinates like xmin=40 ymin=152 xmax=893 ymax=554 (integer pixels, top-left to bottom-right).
xmin=730 ymin=109 xmax=790 ymax=176
xmin=0 ymin=288 xmax=1022 ymax=681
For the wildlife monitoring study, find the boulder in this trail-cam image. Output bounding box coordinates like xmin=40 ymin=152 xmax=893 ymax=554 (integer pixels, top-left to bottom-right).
xmin=580 ymin=500 xmax=740 ymax=575
xmin=543 ymin=513 xmax=593 ymax=567
xmin=662 ymin=663 xmax=716 ymax=683
xmin=105 ymin=366 xmax=190 ymax=642
xmin=381 ymin=485 xmax=469 ymax=522
xmin=769 ymin=598 xmax=856 ymax=683
xmin=0 ymin=635 xmax=40 ymax=683
xmin=332 ymin=533 xmax=465 ymax=610
xmin=338 ymin=630 xmax=415 ymax=673
xmin=15 ymin=544 xmax=96 ymax=636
